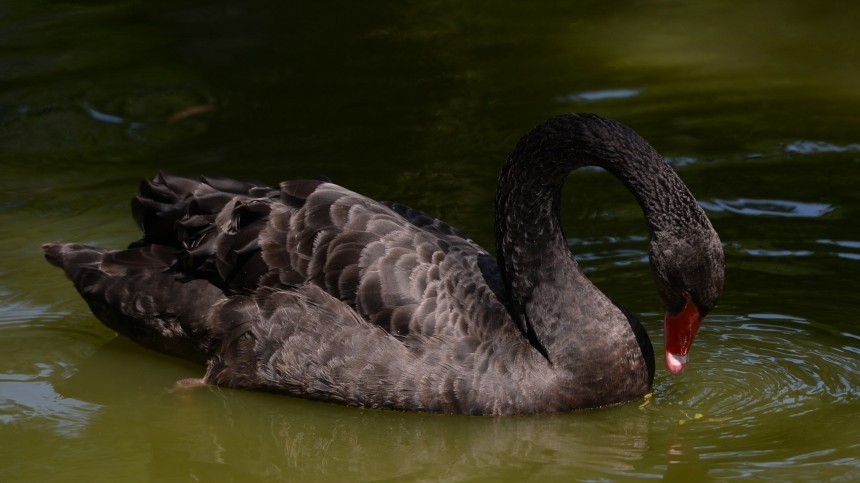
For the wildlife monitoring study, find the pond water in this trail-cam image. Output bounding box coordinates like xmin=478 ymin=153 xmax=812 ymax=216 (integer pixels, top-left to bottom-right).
xmin=2 ymin=1 xmax=858 ymax=481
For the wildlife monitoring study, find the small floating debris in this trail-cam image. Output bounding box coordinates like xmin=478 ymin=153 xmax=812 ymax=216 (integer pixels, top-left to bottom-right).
xmin=167 ymin=104 xmax=216 ymax=125
xmin=638 ymin=392 xmax=652 ymax=410
xmin=557 ymin=88 xmax=641 ymax=102
xmin=677 ymin=412 xmax=704 ymax=425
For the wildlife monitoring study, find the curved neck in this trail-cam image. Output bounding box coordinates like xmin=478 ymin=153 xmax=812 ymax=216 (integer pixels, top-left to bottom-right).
xmin=494 ymin=114 xmax=703 ymax=365
xmin=494 ymin=154 xmax=575 ymax=359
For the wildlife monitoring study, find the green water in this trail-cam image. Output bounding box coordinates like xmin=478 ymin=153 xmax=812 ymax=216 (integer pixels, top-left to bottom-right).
xmin=2 ymin=1 xmax=858 ymax=481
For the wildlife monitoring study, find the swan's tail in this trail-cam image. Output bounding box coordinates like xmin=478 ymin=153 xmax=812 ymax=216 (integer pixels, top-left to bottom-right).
xmin=130 ymin=172 xmax=276 ymax=249
xmin=41 ymin=173 xmax=287 ymax=364
xmin=43 ymin=242 xmax=225 ymax=364
xmin=130 ymin=172 xmax=283 ymax=292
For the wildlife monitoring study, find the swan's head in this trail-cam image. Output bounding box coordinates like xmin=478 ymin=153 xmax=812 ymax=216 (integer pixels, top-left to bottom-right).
xmin=650 ymin=229 xmax=725 ymax=374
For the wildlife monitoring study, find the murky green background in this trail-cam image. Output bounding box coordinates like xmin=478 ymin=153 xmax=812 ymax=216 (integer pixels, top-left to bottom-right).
xmin=2 ymin=1 xmax=859 ymax=481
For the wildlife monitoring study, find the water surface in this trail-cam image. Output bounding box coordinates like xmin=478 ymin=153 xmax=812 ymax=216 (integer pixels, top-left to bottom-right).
xmin=2 ymin=1 xmax=858 ymax=481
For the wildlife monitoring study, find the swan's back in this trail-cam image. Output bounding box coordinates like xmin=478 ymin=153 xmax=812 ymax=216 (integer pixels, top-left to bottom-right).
xmin=262 ymin=180 xmax=514 ymax=339
xmin=46 ymin=173 xmax=566 ymax=414
xmin=132 ymin=174 xmax=514 ymax=340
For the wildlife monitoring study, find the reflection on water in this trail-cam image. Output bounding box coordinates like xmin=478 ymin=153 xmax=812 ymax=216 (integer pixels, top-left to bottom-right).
xmin=39 ymin=336 xmax=655 ymax=480
xmin=662 ymin=441 xmax=709 ymax=482
xmin=98 ymin=392 xmax=651 ymax=481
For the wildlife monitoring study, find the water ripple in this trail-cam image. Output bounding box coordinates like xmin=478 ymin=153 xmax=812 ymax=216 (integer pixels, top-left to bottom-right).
xmin=700 ymin=198 xmax=834 ymax=218
xmin=665 ymin=156 xmax=697 ymax=167
xmin=659 ymin=314 xmax=859 ymax=427
xmin=785 ymin=140 xmax=860 ymax=154
xmin=740 ymin=248 xmax=814 ymax=257
xmin=0 ymin=299 xmax=69 ymax=328
xmin=817 ymin=239 xmax=860 ymax=260
xmin=556 ymin=88 xmax=641 ymax=102
xmin=568 ymin=235 xmax=649 ymax=267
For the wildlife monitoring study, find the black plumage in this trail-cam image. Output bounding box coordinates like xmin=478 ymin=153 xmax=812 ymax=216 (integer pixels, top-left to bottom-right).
xmin=44 ymin=114 xmax=724 ymax=415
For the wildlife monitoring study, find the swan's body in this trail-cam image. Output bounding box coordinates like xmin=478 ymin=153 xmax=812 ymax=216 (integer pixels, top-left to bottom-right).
xmin=44 ymin=114 xmax=724 ymax=415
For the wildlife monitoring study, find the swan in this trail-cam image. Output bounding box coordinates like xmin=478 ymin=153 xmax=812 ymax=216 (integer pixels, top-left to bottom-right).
xmin=43 ymin=113 xmax=725 ymax=415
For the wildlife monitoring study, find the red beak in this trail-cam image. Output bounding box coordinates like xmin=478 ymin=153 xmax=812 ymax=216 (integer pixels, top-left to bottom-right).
xmin=663 ymin=294 xmax=702 ymax=374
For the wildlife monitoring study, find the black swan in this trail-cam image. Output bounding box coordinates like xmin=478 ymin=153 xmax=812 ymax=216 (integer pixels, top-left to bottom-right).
xmin=43 ymin=114 xmax=725 ymax=415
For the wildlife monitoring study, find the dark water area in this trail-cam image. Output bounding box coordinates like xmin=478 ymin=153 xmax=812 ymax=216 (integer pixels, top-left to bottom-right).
xmin=2 ymin=1 xmax=858 ymax=481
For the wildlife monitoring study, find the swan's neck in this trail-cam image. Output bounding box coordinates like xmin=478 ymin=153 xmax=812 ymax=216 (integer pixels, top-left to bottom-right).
xmin=494 ymin=151 xmax=599 ymax=363
xmin=494 ymin=115 xmax=709 ymax=325
xmin=493 ymin=114 xmax=695 ymax=387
